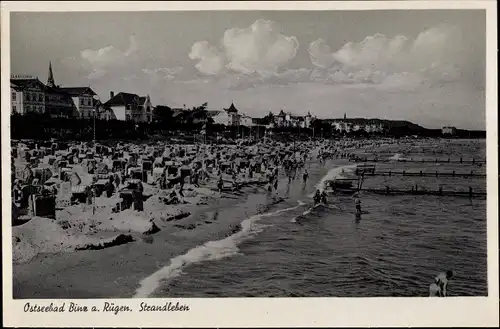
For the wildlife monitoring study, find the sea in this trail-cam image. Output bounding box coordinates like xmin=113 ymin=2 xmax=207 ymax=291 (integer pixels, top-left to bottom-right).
xmin=136 ymin=139 xmax=488 ymax=298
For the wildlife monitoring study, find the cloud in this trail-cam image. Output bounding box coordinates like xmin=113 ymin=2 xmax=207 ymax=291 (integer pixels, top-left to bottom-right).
xmin=308 ymin=38 xmax=336 ymax=69
xmin=142 ymin=67 xmax=184 ymax=80
xmin=189 ymin=19 xmax=299 ymax=77
xmin=308 ymin=24 xmax=469 ymax=86
xmin=188 ymin=41 xmax=226 ymax=75
xmin=69 ymin=35 xmax=138 ymax=80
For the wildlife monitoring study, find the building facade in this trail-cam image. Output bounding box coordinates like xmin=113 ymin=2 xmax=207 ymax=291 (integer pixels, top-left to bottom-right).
xmin=138 ymin=95 xmax=153 ymax=123
xmin=240 ymin=114 xmax=253 ymax=127
xmin=58 ymin=87 xmax=96 ymax=119
xmin=103 ymin=92 xmax=152 ymax=123
xmin=12 ymin=62 xmax=99 ymax=119
xmin=270 ymin=110 xmax=313 ymax=129
xmin=45 ymin=86 xmax=78 ymax=118
xmin=10 ymin=76 xmax=46 ymax=115
xmin=208 ymin=110 xmax=231 ymax=126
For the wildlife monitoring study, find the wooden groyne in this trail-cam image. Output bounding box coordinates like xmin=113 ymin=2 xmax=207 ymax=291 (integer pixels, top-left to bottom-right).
xmin=364 ymin=187 xmax=486 ymax=198
xmin=354 ymin=169 xmax=486 ymax=179
xmin=349 ymin=157 xmax=486 ymax=164
xmin=344 ymin=186 xmax=486 ymax=198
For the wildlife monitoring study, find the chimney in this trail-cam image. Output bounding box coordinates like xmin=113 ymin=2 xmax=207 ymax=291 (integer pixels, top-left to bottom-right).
xmin=110 ymin=91 xmax=114 ymax=99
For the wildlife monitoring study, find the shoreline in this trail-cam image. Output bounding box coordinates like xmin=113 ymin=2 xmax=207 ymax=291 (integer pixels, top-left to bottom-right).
xmin=13 ymin=147 xmax=326 ymax=299
xmin=13 ymin=184 xmax=267 ymax=298
xmin=12 ymin=138 xmax=485 ymax=298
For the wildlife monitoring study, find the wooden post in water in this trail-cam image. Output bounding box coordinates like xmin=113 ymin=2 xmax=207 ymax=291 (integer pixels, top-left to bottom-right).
xmin=403 ymin=170 xmax=405 ymax=176
xmin=469 ymin=187 xmax=473 ymax=199
xmin=460 ymin=157 xmax=463 ymax=164
xmin=420 ymin=170 xmax=423 ymax=177
xmin=436 ymin=171 xmax=438 ymax=177
xmin=452 ymin=170 xmax=455 ymax=177
xmin=389 ymin=170 xmax=391 ymax=177
xmin=472 ymin=158 xmax=475 ymax=165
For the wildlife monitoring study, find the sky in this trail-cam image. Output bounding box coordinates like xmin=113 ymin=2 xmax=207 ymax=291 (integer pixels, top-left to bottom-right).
xmin=10 ymin=10 xmax=486 ymax=130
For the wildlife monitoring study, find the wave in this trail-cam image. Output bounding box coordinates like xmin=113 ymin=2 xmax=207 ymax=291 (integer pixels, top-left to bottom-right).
xmin=133 ymin=200 xmax=305 ymax=298
xmin=290 ymin=203 xmax=340 ymax=223
xmin=312 ymin=164 xmax=357 ymax=194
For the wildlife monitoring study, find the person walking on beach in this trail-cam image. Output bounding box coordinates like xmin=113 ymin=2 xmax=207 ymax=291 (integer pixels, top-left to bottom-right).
xmin=302 ymin=169 xmax=309 ymax=184
xmin=429 ymin=271 xmax=454 ymax=297
xmin=217 ymin=175 xmax=224 ymax=193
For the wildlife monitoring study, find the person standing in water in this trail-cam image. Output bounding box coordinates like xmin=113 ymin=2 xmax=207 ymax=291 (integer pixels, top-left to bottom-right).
xmin=313 ymin=189 xmax=321 ymax=205
xmin=321 ymin=190 xmax=328 ymax=204
xmin=354 ymin=194 xmax=361 ymax=214
xmin=429 ymin=270 xmax=454 ymax=297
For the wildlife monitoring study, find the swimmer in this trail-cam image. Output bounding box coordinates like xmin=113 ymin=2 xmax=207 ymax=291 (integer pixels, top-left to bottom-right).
xmin=429 ymin=270 xmax=454 ymax=297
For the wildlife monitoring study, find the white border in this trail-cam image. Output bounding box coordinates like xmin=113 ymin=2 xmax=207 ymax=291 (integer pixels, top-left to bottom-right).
xmin=2 ymin=1 xmax=498 ymax=327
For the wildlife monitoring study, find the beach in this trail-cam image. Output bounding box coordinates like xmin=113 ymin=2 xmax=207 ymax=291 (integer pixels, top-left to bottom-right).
xmin=12 ymin=138 xmax=487 ymax=298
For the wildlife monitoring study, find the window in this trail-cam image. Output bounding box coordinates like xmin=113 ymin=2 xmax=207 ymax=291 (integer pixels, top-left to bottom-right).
xmin=38 ymin=94 xmax=43 ymax=102
xmin=24 ymin=93 xmax=27 ymax=101
xmin=126 ymin=114 xmax=131 ymax=121
xmin=12 ymin=105 xmax=17 ymax=111
xmin=26 ymin=105 xmax=31 ymax=112
xmin=12 ymin=92 xmax=16 ymax=100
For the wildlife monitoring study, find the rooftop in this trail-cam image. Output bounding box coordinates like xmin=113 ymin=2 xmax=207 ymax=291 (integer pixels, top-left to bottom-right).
xmin=104 ymin=92 xmax=141 ymax=107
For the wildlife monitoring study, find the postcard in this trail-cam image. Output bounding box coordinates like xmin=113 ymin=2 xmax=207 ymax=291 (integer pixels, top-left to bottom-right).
xmin=2 ymin=1 xmax=498 ymax=327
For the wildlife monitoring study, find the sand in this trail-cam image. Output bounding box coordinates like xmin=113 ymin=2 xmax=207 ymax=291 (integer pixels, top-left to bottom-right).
xmin=12 ymin=183 xmax=219 ymax=266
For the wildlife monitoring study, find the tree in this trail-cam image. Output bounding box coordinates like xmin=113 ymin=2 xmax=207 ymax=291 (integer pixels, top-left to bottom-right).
xmin=263 ymin=111 xmax=274 ymax=125
xmin=153 ymin=105 xmax=173 ymax=124
xmin=185 ymin=102 xmax=209 ymax=125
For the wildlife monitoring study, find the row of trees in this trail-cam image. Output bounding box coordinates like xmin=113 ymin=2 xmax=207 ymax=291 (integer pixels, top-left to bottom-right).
xmin=12 ymin=102 xmax=479 ymax=141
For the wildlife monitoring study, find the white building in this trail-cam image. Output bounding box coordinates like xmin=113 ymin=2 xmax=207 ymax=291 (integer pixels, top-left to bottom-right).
xmin=102 ymin=92 xmax=152 ymax=123
xmin=207 ymin=110 xmax=231 ymax=126
xmin=58 ymin=87 xmax=97 ymax=119
xmin=273 ymin=110 xmax=313 ymax=128
xmin=240 ymin=114 xmax=253 ymax=127
xmin=208 ymin=102 xmax=244 ymax=126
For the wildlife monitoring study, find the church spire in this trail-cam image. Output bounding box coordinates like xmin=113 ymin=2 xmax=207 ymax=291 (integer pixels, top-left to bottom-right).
xmin=47 ymin=62 xmax=55 ymax=87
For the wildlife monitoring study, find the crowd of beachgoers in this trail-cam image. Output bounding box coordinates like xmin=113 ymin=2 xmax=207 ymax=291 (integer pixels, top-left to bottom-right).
xmin=10 ymin=135 xmax=467 ymax=265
